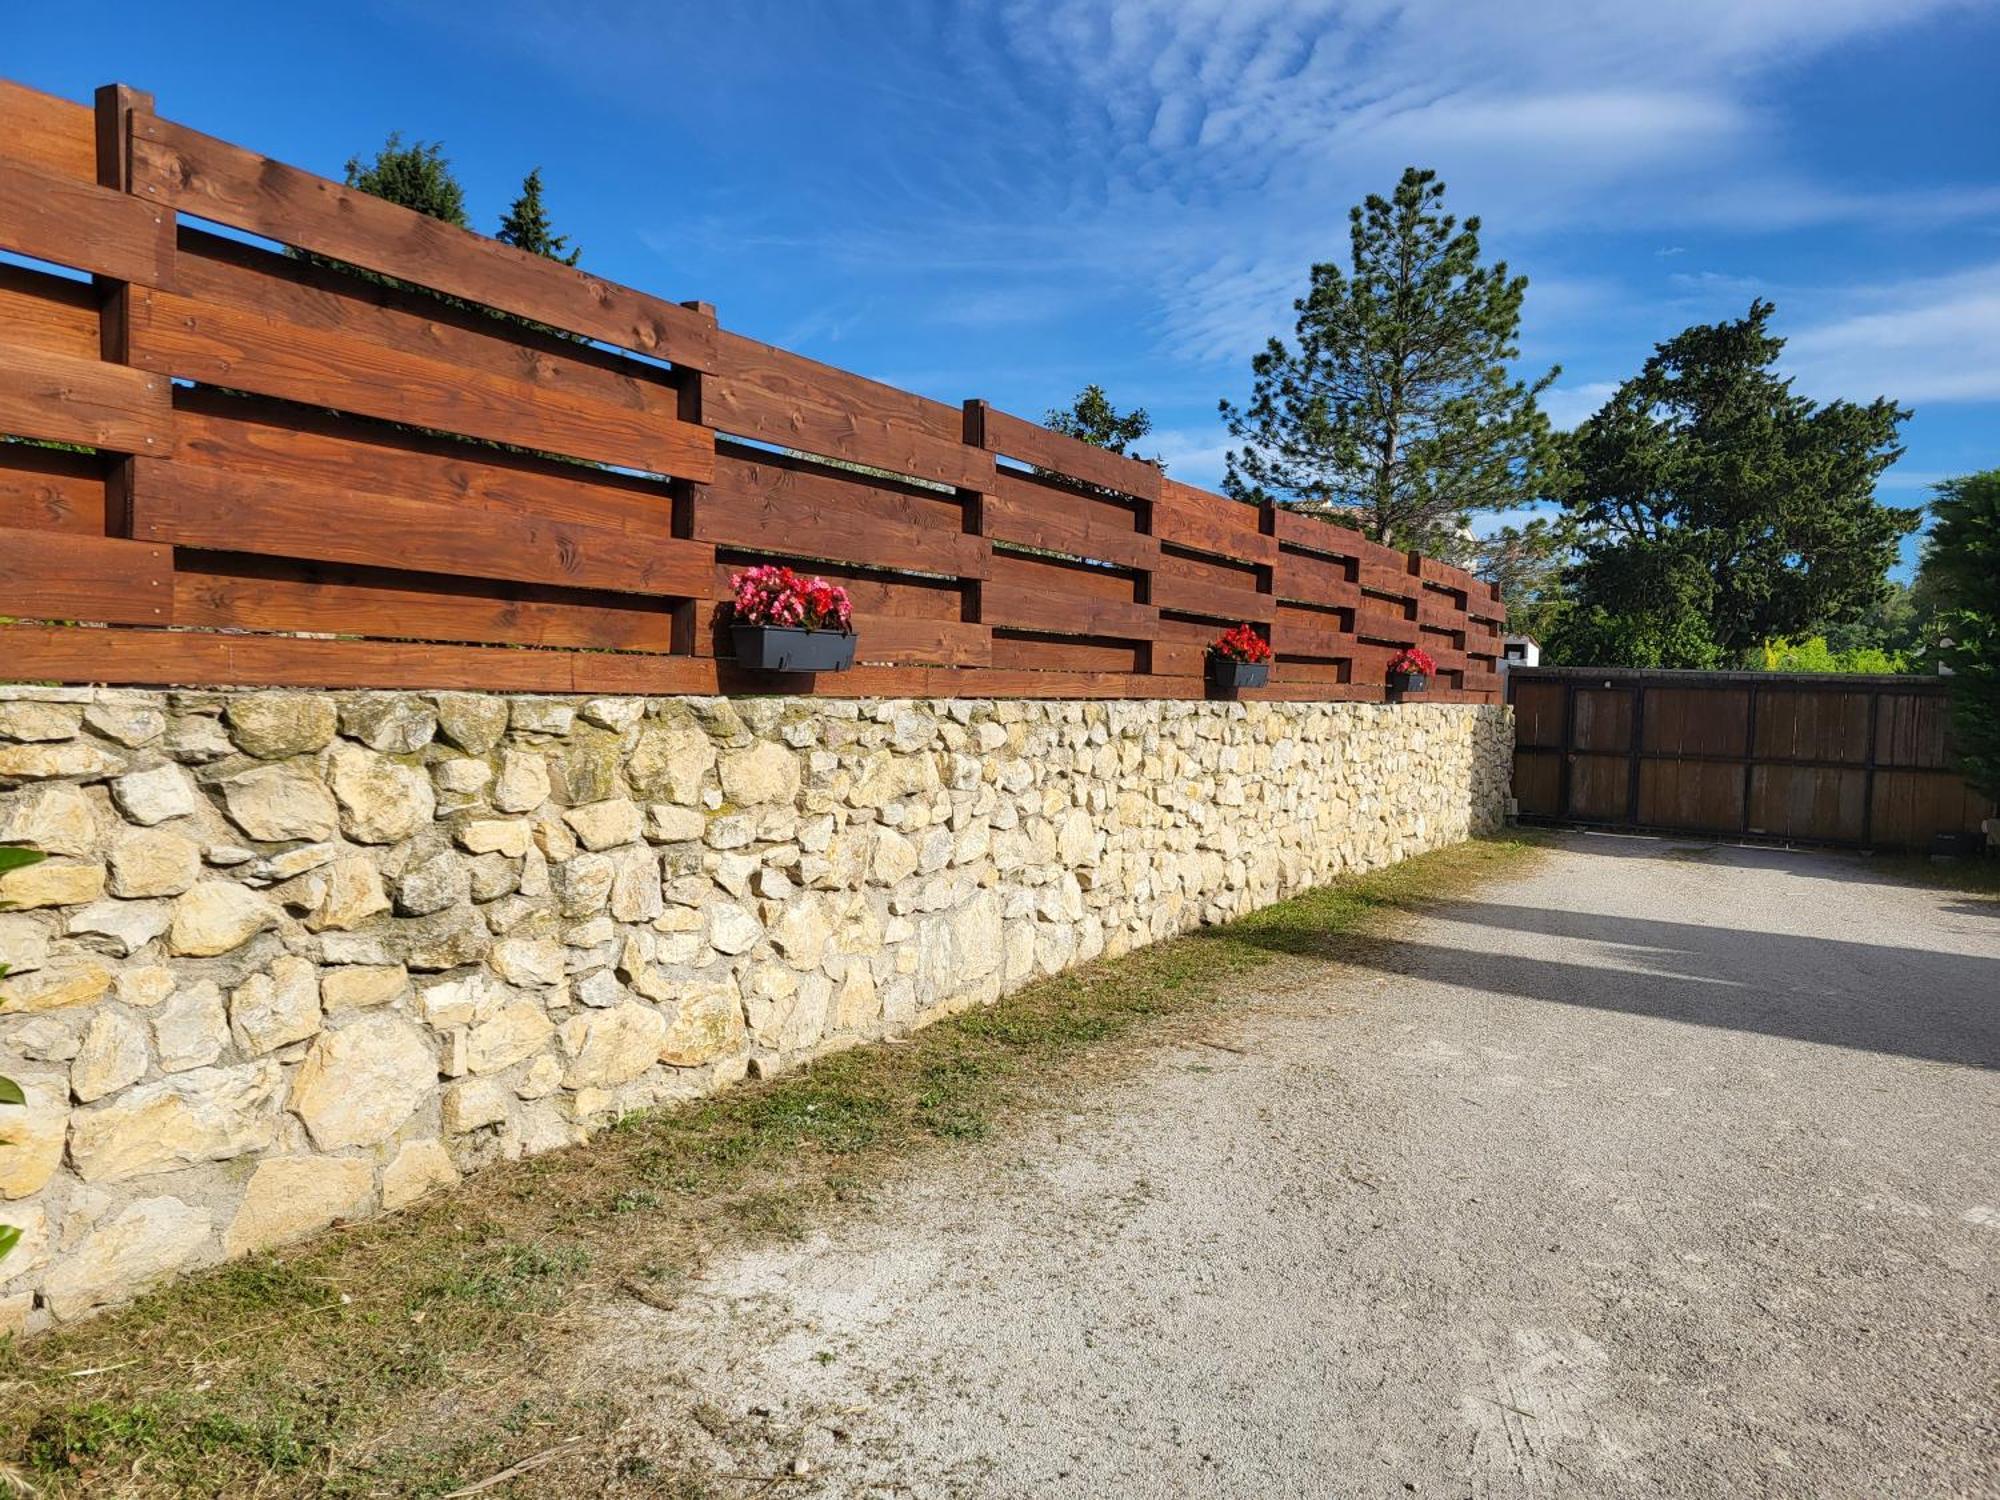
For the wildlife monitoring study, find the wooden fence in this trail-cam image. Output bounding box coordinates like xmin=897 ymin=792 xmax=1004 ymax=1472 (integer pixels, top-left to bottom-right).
xmin=0 ymin=78 xmax=1504 ymax=702
xmin=1510 ymin=667 xmax=1996 ymax=851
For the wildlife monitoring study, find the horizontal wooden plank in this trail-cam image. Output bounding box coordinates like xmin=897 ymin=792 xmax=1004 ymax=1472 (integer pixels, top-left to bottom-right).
xmin=173 ymin=392 xmax=672 ymax=534
xmin=980 ymin=580 xmax=1155 ymax=639
xmin=698 ymin=447 xmax=986 ymax=578
xmin=984 ymin=471 xmax=1159 ymax=572
xmin=1271 ymin=618 xmax=1361 ymax=660
xmin=704 ymin=333 xmax=989 ymax=491
xmin=0 ymin=445 xmax=108 ymax=534
xmin=131 ymin=459 xmax=716 ymax=599
xmin=1150 ymin=570 xmax=1275 ymax=624
xmin=1270 ymin=506 xmax=1366 ymax=557
xmin=992 ymin=632 xmax=1144 ymax=674
xmin=0 ymin=527 xmax=170 ymax=624
xmin=0 ymin=343 xmax=170 ymax=451
xmin=1153 ymin=481 xmax=1278 ymax=566
xmin=132 ymin=284 xmax=713 ymax=481
xmin=1275 ymin=549 xmax=1359 ymax=608
xmin=0 ymin=262 xmax=100 ymax=360
xmin=130 ymin=113 xmax=719 ymax=369
xmin=1354 ymin=603 xmax=1419 ymax=646
xmin=0 ymin=624 xmax=1228 ymax=700
xmin=1358 ymin=560 xmax=1421 ymax=599
xmin=0 ymin=81 xmax=96 ymax=184
xmin=0 ymin=156 xmax=173 ymax=286
xmin=173 ymin=551 xmax=676 ymax=653
xmin=975 ymin=404 xmax=1163 ymax=502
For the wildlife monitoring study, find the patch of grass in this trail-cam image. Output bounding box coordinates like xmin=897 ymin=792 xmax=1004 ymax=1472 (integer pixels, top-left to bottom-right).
xmin=1858 ymin=850 xmax=2000 ymax=900
xmin=0 ymin=833 xmax=1544 ymax=1498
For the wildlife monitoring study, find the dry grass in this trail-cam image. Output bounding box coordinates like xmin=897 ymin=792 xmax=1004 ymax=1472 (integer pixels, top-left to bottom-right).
xmin=0 ymin=833 xmax=1549 ymax=1498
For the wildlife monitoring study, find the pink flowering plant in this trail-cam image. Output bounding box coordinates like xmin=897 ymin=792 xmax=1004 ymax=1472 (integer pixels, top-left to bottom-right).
xmin=730 ymin=565 xmax=854 ymax=634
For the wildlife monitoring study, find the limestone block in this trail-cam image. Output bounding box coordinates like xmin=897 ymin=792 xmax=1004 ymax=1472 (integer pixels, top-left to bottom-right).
xmin=225 ymin=692 xmax=339 ymax=758
xmin=223 ymin=1156 xmax=373 ymax=1255
xmin=44 ymin=1196 xmax=212 ymax=1320
xmin=289 ymin=1015 xmax=434 ymax=1150
xmin=68 ymin=1061 xmax=282 ymax=1181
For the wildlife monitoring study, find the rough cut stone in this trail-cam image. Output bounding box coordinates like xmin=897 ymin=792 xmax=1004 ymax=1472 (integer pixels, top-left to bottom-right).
xmin=229 ymin=955 xmax=322 ymax=1054
xmin=0 ymin=1073 xmax=68 ymax=1197
xmin=707 ymin=902 xmax=763 ymax=955
xmin=150 ymin=979 xmax=229 ymax=1071
xmin=108 ymin=827 xmax=201 ymax=899
xmin=169 ymin=882 xmax=278 ymax=956
xmin=84 ymin=699 xmax=166 ymax=747
xmin=223 ymin=1155 xmax=373 ymax=1255
xmin=719 ymin=741 xmax=800 ymax=806
xmin=44 ymin=1196 xmax=213 ymax=1320
xmin=221 ymin=765 xmax=340 ymax=843
xmin=64 ymin=899 xmax=170 ymax=958
xmin=3 ymin=959 xmax=113 ymax=1013
xmin=3 ymin=783 xmax=102 ymax=854
xmin=489 ymin=936 xmax=566 ymax=987
xmin=0 ymin=740 xmax=123 ymax=781
xmin=442 ymin=1076 xmax=511 ymax=1133
xmin=464 ymin=998 xmax=554 ymax=1073
xmin=563 ymin=798 xmax=643 ymax=850
xmin=0 ymin=860 xmax=105 ymax=910
xmin=289 ymin=1014 xmax=435 ymax=1150
xmin=0 ymin=701 xmax=81 ymax=741
xmin=225 ymin=692 xmax=339 ymax=758
xmin=320 ymin=964 xmax=410 ymax=1012
xmin=381 ymin=1139 xmax=459 ymax=1210
xmin=436 ymin=693 xmax=511 ymax=754
xmin=306 ymin=856 xmax=391 ymax=933
xmin=457 ymin=819 xmax=533 ymax=857
xmin=0 ymin=912 xmax=48 ymax=975
xmin=339 ymin=694 xmax=437 ymax=754
xmin=492 ymin=751 xmax=551 ymax=814
xmin=646 ymin=804 xmax=706 ymax=842
xmin=558 ymin=1002 xmax=666 ymax=1088
xmin=628 ymin=720 xmax=715 ymax=803
xmin=327 ymin=743 xmax=435 ymax=844
xmin=396 ymin=851 xmax=468 ymax=916
xmin=111 ymin=763 xmax=200 ymax=827
xmin=509 ymin=699 xmax=575 ymax=737
xmin=68 ymin=1061 xmax=283 ymax=1182
xmin=659 ymin=981 xmax=747 ymax=1066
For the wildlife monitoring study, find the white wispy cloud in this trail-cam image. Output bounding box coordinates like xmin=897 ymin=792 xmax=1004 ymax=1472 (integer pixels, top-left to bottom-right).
xmin=1786 ymin=261 xmax=2000 ymax=404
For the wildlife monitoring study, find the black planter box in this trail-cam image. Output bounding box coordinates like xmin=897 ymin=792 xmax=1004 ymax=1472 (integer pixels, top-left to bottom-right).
xmin=1206 ymin=658 xmax=1270 ymax=691
xmin=1389 ymin=671 xmax=1429 ymax=695
xmin=731 ymin=625 xmax=856 ymax=673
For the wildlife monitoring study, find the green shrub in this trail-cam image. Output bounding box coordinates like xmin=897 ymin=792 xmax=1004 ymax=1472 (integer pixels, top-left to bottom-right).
xmin=1928 ymin=472 xmax=2000 ymax=802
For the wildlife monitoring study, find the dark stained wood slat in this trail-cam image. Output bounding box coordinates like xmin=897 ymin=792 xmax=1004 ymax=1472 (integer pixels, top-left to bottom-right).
xmin=705 ymin=332 xmax=990 ymax=490
xmin=0 ymin=263 xmax=100 ymax=360
xmin=172 ymin=394 xmax=672 ymax=534
xmin=0 ymin=157 xmax=173 ymax=287
xmin=131 ymin=286 xmax=714 ymax=481
xmin=974 ymin=403 xmax=1164 ymax=502
xmin=0 ymin=81 xmax=97 ymax=183
xmin=1151 ymin=571 xmax=1276 ymax=624
xmin=0 ymin=527 xmax=170 ymax=624
xmin=129 ymin=114 xmax=719 ymax=370
xmin=0 ymin=343 xmax=171 ymax=452
xmin=130 ymin=459 xmax=716 ymax=599
xmin=699 ymin=448 xmax=987 ymax=578
xmin=0 ymin=446 xmax=108 ymax=535
xmin=172 ymin=552 xmax=677 ymax=653
xmin=984 ymin=472 xmax=1159 ymax=572
xmin=980 ymin=580 xmax=1155 ymax=639
xmin=1153 ymin=480 xmax=1278 ymax=566
xmin=1275 ymin=549 xmax=1359 ymax=607
xmin=1270 ymin=506 xmax=1366 ymax=557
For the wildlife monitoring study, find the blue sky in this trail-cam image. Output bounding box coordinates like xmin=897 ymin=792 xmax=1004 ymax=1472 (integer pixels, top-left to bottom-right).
xmin=12 ymin=1 xmax=1999 ymax=567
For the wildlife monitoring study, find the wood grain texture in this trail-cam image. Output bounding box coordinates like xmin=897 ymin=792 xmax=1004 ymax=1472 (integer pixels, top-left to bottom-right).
xmin=0 ymin=446 xmax=108 ymax=535
xmin=130 ymin=458 xmax=716 ymax=599
xmin=975 ymin=403 xmax=1164 ymax=502
xmin=984 ymin=471 xmax=1159 ymax=572
xmin=0 ymin=527 xmax=170 ymax=623
xmin=1154 ymin=480 xmax=1278 ymax=566
xmin=130 ymin=283 xmax=714 ymax=481
xmin=0 ymin=81 xmax=96 ymax=183
xmin=0 ymin=157 xmax=172 ymax=286
xmin=0 ymin=342 xmax=170 ymax=451
xmin=129 ymin=114 xmax=719 ymax=369
xmin=0 ymin=263 xmax=100 ymax=359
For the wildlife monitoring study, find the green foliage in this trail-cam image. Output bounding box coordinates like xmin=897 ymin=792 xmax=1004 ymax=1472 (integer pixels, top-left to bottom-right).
xmin=1927 ymin=470 xmax=2000 ymax=800
xmin=1474 ymin=514 xmax=1581 ymax=645
xmin=1045 ymin=385 xmax=1156 ymax=462
xmin=1220 ymin=166 xmax=1559 ymax=551
xmin=496 ymin=168 xmax=580 ymax=266
xmin=342 ymin=135 xmax=468 ymax=226
xmin=1749 ymin=636 xmax=1908 ymax=674
xmin=1558 ymin=300 xmax=1916 ymax=667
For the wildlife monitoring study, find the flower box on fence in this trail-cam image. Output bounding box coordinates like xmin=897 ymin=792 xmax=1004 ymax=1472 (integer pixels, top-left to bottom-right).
xmin=1387 ymin=646 xmax=1436 ymax=697
xmin=730 ymin=624 xmax=857 ymax=673
xmin=1206 ymin=623 xmax=1273 ymax=694
xmin=728 ymin=565 xmax=856 ymax=673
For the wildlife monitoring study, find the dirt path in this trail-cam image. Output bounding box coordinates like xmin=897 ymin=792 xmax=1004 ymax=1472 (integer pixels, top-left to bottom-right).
xmin=591 ymin=834 xmax=2000 ymax=1498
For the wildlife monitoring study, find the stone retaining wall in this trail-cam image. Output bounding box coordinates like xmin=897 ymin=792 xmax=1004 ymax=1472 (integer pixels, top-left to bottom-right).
xmin=0 ymin=687 xmax=1510 ymax=1328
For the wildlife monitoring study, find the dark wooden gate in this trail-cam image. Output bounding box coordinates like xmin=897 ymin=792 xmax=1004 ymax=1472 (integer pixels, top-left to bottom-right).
xmin=1508 ymin=667 xmax=1995 ymax=850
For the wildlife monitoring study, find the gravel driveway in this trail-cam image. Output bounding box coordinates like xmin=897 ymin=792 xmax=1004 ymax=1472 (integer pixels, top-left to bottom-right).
xmin=596 ymin=833 xmax=2000 ymax=1498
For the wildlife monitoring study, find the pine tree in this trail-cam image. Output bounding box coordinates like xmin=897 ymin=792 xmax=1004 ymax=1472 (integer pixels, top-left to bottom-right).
xmin=1552 ymin=301 xmax=1916 ymax=667
xmin=1927 ymin=471 xmax=2000 ymax=800
xmin=343 ymin=135 xmax=468 ymax=226
xmin=1220 ymin=167 xmax=1557 ymax=551
xmin=497 ymin=169 xmax=581 ymax=266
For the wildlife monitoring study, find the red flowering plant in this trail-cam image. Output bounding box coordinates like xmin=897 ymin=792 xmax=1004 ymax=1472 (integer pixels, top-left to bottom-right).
xmin=729 ymin=565 xmax=854 ymax=634
xmin=1389 ymin=646 xmax=1437 ymax=676
xmin=1208 ymin=623 xmax=1273 ymax=664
